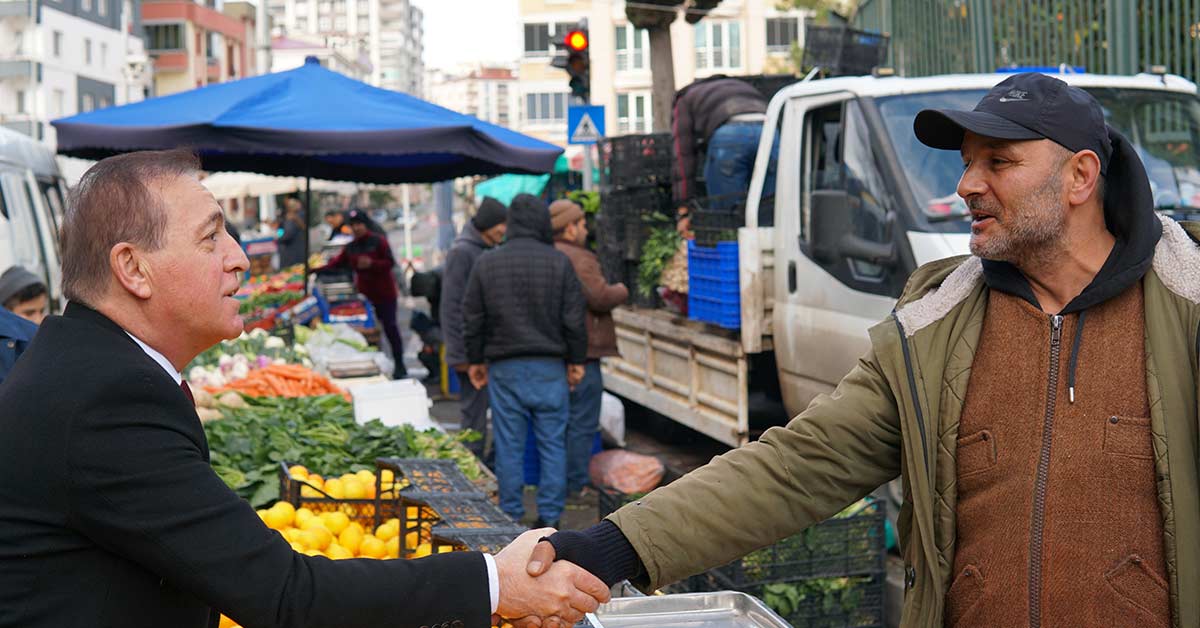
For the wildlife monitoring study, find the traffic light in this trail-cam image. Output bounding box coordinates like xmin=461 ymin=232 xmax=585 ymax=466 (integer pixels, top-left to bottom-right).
xmin=551 ymin=20 xmax=590 ymax=102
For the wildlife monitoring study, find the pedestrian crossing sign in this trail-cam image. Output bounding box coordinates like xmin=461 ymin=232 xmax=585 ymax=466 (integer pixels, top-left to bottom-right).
xmin=568 ymin=105 xmax=605 ymax=145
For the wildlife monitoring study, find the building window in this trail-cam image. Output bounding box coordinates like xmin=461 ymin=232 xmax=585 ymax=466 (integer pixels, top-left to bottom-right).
xmin=524 ymin=23 xmax=550 ymax=56
xmin=294 ymin=2 xmax=308 ymax=15
xmin=695 ymin=21 xmax=741 ymax=70
xmin=84 ymin=38 xmax=92 ymax=64
xmin=615 ymin=25 xmax=648 ymax=72
xmin=15 ymin=90 xmax=25 ymax=114
xmin=318 ymin=17 xmax=331 ymax=30
xmin=81 ymin=93 xmax=95 ymax=112
xmin=81 ymin=0 xmax=91 ymax=11
xmin=616 ymin=92 xmax=651 ymax=133
xmin=97 ymin=0 xmax=106 ymax=16
xmin=99 ymin=96 xmax=110 ymax=109
xmin=146 ymin=24 xmax=183 ymax=50
xmin=206 ymin=32 xmax=217 ymax=60
xmin=52 ymin=31 xmax=62 ymax=57
xmin=524 ymin=92 xmax=568 ymax=123
xmin=52 ymin=89 xmax=64 ymax=117
xmin=319 ymin=1 xmax=331 ymax=13
xmin=766 ymin=17 xmax=798 ymax=52
xmin=100 ymin=42 xmax=108 ymax=67
xmin=296 ymin=17 xmax=308 ymax=30
xmin=358 ymin=17 xmax=369 ymax=31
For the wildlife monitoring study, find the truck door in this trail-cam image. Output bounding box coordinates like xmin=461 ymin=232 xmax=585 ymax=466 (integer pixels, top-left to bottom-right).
xmin=773 ymin=97 xmax=907 ymax=414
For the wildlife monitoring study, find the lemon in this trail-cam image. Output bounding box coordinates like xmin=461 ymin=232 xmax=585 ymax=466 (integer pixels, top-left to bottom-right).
xmin=301 ymin=526 xmax=333 ymax=551
xmin=289 ymin=541 xmax=305 ymax=552
xmin=299 ymin=516 xmax=328 ymax=532
xmin=413 ymin=542 xmax=432 ymax=558
xmin=263 ymin=508 xmax=291 ymax=531
xmin=355 ymin=470 xmax=375 ymax=486
xmin=405 ymin=530 xmax=419 ymax=550
xmin=339 ymin=525 xmax=364 ymax=555
xmin=255 ymin=509 xmax=268 ymax=522
xmin=287 ymin=465 xmax=309 ymax=481
xmin=319 ymin=511 xmax=350 ymax=536
xmin=326 ymin=543 xmax=354 ymax=560
xmin=359 ymin=535 xmax=387 ymax=559
xmin=268 ymin=501 xmax=296 ymax=526
xmin=322 ymin=478 xmax=345 ymax=499
xmin=302 ymin=548 xmax=324 ymax=557
xmin=374 ymin=521 xmax=398 ymax=543
xmin=380 ymin=469 xmax=394 ymax=484
xmin=219 ymin=615 xmax=238 ymax=628
xmin=342 ymin=478 xmax=366 ymax=500
xmin=385 ymin=536 xmax=400 ymax=558
xmin=284 ymin=528 xmax=304 ymax=543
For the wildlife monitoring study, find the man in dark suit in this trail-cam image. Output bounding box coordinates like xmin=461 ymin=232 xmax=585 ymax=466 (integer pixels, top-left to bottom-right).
xmin=0 ymin=150 xmax=609 ymax=628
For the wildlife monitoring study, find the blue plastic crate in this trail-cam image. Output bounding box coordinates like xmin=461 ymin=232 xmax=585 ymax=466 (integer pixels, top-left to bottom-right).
xmin=688 ymin=241 xmax=740 ymax=329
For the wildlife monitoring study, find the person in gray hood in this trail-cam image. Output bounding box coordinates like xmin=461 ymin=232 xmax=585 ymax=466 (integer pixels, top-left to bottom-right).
xmin=440 ymin=196 xmax=507 ymax=464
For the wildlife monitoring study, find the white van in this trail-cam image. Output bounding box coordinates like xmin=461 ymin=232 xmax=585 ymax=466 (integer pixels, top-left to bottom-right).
xmin=0 ymin=127 xmax=68 ymax=311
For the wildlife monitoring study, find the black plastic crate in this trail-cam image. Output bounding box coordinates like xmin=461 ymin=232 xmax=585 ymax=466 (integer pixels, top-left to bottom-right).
xmin=409 ymin=493 xmax=516 ymax=530
xmin=707 ymin=500 xmax=887 ymax=585
xmin=430 ymin=525 xmax=528 ymax=554
xmin=739 ymin=74 xmax=798 ymax=101
xmin=375 ymin=458 xmax=485 ymax=497
xmin=604 ymin=185 xmax=672 ymax=221
xmin=802 ymin=24 xmax=889 ymax=77
xmin=278 ymin=462 xmax=400 ymax=531
xmin=601 ymin=134 xmax=675 ymax=188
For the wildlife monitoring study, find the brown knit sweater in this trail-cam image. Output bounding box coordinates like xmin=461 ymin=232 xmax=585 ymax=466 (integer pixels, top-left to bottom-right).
xmin=947 ymin=284 xmax=1168 ymax=627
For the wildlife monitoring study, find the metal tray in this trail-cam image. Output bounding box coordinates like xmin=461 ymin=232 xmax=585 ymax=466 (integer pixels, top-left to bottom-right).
xmin=579 ymin=591 xmax=791 ymax=628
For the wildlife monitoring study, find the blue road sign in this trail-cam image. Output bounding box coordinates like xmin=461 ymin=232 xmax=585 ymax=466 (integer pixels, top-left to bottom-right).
xmin=567 ymin=105 xmax=605 ymax=145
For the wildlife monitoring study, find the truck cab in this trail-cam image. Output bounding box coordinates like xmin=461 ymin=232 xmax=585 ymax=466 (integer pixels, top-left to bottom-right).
xmin=604 ymin=71 xmax=1200 ymax=448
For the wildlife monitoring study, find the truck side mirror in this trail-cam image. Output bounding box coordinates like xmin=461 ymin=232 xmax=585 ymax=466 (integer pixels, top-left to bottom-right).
xmin=809 ymin=190 xmax=850 ymax=264
xmin=810 ymin=190 xmax=898 ymax=267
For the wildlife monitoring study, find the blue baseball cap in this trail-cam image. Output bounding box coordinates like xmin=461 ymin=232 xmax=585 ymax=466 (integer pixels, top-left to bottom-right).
xmin=914 ymin=72 xmax=1113 ymax=174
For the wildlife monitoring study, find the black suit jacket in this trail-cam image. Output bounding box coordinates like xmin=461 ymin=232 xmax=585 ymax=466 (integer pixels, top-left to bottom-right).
xmin=0 ymin=303 xmax=491 ymax=628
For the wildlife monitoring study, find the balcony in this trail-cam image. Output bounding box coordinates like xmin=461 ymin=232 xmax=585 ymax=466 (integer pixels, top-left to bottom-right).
xmin=0 ymin=0 xmax=33 ymax=18
xmin=0 ymin=60 xmax=35 ymax=80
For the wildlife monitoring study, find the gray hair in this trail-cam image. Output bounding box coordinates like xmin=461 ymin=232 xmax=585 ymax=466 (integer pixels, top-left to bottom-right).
xmin=59 ymin=149 xmax=201 ymax=305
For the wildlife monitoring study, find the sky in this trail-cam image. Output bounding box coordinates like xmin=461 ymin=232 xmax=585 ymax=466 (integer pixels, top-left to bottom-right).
xmin=413 ymin=0 xmax=522 ymax=70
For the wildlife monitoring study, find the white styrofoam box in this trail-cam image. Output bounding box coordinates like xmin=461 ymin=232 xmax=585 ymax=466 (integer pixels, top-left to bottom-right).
xmin=351 ymin=378 xmax=440 ymax=432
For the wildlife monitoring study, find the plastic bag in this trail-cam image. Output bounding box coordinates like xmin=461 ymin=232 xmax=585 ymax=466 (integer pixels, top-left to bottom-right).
xmin=589 ymin=449 xmax=665 ymax=495
xmin=302 ymin=323 xmax=394 ymax=376
xmin=599 ymin=392 xmax=626 ymax=447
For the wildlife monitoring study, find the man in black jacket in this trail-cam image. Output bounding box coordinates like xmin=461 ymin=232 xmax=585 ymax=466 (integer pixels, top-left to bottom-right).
xmin=463 ymin=194 xmax=587 ymax=529
xmin=441 ymin=197 xmax=507 ymax=465
xmin=0 ymin=150 xmax=609 ymax=628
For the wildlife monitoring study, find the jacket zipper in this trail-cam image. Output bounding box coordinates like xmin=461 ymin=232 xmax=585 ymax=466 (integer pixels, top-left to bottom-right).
xmin=1028 ymin=314 xmax=1063 ymax=628
xmin=893 ymin=318 xmax=931 ymax=478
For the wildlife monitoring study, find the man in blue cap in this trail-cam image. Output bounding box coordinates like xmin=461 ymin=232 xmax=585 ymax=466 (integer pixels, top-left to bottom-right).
xmin=519 ymin=73 xmax=1200 ymax=628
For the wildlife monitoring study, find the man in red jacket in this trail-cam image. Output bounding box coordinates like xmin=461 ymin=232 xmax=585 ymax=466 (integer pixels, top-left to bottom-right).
xmin=323 ymin=211 xmax=407 ymax=379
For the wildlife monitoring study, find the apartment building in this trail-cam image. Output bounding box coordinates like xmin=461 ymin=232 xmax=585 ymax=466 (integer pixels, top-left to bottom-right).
xmin=517 ymin=0 xmax=808 ymax=147
xmin=426 ymin=65 xmax=517 ymax=127
xmin=0 ymin=0 xmax=151 ymax=143
xmin=141 ymin=0 xmax=257 ymax=96
xmin=264 ymin=0 xmax=423 ymax=94
xmin=271 ymin=33 xmax=370 ymax=79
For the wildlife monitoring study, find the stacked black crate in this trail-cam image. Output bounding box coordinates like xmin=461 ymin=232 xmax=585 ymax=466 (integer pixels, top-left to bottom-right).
xmin=598 ymin=133 xmax=676 ymax=308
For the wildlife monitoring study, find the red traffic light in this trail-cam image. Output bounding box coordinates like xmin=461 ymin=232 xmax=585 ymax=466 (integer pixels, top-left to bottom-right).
xmin=565 ymin=30 xmax=588 ymax=52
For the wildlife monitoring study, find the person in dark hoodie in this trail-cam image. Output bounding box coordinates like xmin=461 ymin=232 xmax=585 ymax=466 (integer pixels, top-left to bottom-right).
xmin=463 ymin=194 xmax=588 ymax=529
xmin=526 ymin=73 xmax=1200 ymax=627
xmin=441 ymin=196 xmax=507 ymax=465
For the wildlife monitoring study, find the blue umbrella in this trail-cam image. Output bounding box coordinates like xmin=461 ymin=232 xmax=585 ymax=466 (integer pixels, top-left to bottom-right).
xmin=51 ymin=56 xmax=562 ymax=183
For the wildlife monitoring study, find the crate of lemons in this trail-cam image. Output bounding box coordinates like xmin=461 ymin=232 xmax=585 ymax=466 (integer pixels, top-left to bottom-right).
xmin=261 ymin=464 xmax=446 ymax=560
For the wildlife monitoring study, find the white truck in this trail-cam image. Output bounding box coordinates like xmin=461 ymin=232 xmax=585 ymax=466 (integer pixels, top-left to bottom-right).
xmin=603 ymin=71 xmax=1200 ymax=448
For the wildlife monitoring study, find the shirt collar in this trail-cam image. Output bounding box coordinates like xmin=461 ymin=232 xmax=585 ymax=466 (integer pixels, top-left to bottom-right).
xmin=125 ymin=332 xmax=182 ymax=385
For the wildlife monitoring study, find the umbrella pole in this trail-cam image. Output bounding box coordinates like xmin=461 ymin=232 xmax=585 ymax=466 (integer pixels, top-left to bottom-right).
xmin=303 ymin=169 xmax=311 ymax=296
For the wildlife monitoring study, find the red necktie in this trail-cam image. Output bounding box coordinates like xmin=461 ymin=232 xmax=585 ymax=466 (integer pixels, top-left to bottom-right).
xmin=180 ymin=380 xmax=195 ymax=405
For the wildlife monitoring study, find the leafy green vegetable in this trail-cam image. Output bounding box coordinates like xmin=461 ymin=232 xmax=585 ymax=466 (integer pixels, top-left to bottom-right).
xmin=637 ymin=224 xmax=683 ymax=297
xmin=566 ymin=190 xmax=600 ymax=215
xmin=205 ymin=394 xmax=483 ymax=507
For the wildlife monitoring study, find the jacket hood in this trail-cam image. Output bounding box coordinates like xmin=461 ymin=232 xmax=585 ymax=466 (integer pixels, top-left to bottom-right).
xmin=454 ymin=220 xmax=487 ymax=249
xmin=506 ymin=193 xmax=553 ymax=244
xmin=982 ymin=126 xmax=1162 ymax=314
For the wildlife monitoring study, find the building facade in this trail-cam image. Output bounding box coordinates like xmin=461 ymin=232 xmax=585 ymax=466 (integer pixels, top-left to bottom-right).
xmin=270 ymin=34 xmax=370 ymax=79
xmin=516 ymin=0 xmax=808 ymax=147
xmin=426 ymin=65 xmax=517 ymax=127
xmin=141 ymin=0 xmax=257 ymax=96
xmin=264 ymin=0 xmax=423 ymax=94
xmin=0 ymin=0 xmax=151 ymax=143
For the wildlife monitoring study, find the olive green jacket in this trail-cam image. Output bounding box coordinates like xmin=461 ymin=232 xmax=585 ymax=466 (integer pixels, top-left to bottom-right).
xmin=609 ymin=217 xmax=1200 ymax=627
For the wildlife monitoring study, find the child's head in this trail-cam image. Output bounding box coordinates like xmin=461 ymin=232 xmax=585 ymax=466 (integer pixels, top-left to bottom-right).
xmin=0 ymin=266 xmax=48 ymax=325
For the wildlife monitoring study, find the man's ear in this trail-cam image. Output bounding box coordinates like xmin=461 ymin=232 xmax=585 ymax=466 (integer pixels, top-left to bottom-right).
xmin=109 ymin=242 xmax=153 ymax=300
xmin=1067 ymin=149 xmax=1103 ymax=206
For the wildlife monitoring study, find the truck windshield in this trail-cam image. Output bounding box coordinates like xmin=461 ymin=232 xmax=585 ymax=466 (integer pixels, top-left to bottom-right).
xmin=876 ymin=87 xmax=1200 ymax=230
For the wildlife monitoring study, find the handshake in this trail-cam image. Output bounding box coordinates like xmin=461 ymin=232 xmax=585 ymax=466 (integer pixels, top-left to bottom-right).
xmin=492 ymin=528 xmax=608 ymax=627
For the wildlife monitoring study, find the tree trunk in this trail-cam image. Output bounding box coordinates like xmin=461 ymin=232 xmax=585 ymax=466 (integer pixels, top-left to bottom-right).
xmin=648 ymin=26 xmax=675 ymax=133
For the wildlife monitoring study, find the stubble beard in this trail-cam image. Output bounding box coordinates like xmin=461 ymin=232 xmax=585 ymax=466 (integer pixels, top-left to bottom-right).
xmin=968 ymin=170 xmax=1069 ymax=270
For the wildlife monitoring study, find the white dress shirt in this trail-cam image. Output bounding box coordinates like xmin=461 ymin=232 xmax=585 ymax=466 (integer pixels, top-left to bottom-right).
xmin=125 ymin=331 xmax=502 ymax=613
